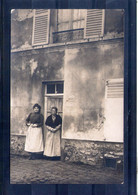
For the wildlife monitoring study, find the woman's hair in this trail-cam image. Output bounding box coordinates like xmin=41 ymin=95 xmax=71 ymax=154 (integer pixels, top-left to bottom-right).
xmin=51 ymin=107 xmax=58 ymax=113
xmin=33 ymin=103 xmax=41 ymax=111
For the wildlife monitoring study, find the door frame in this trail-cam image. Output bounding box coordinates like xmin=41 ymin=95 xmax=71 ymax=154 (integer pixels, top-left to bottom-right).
xmin=43 ymin=81 xmax=64 ymax=140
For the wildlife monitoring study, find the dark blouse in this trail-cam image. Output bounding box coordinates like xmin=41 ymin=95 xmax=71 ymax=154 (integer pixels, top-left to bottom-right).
xmin=26 ymin=113 xmax=44 ymax=127
xmin=45 ymin=115 xmax=62 ymax=128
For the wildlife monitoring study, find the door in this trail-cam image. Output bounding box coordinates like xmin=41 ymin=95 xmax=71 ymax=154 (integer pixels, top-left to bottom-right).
xmin=43 ymin=81 xmax=64 ymax=141
xmin=46 ymin=96 xmax=63 ymax=118
xmin=44 ymin=96 xmax=63 ymax=142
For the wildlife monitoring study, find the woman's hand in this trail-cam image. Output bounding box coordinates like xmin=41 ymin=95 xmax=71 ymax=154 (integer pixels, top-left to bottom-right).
xmin=49 ymin=128 xmax=56 ymax=133
xmin=31 ymin=124 xmax=38 ymax=127
xmin=26 ymin=122 xmax=31 ymax=126
xmin=52 ymin=128 xmax=56 ymax=132
xmin=46 ymin=125 xmax=58 ymax=133
xmin=49 ymin=125 xmax=61 ymax=133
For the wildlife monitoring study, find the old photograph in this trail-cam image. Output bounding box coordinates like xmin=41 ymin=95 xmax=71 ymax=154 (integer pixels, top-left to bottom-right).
xmin=10 ymin=9 xmax=124 ymax=184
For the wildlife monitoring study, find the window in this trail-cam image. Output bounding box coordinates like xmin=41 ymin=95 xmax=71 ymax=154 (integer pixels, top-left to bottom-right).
xmin=32 ymin=9 xmax=50 ymax=46
xmin=45 ymin=82 xmax=64 ymax=95
xmin=57 ymin=9 xmax=105 ymax=38
xmin=57 ymin=9 xmax=85 ymax=31
xmin=84 ymin=9 xmax=105 ymax=38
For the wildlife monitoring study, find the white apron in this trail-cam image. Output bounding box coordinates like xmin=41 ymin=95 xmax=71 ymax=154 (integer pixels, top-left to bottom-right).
xmin=44 ymin=130 xmax=61 ymax=157
xmin=25 ymin=126 xmax=44 ymax=153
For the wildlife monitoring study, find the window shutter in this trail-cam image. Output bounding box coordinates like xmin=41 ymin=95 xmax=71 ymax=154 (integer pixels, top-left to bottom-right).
xmin=32 ymin=9 xmax=50 ymax=46
xmin=84 ymin=9 xmax=105 ymax=38
xmin=105 ymin=78 xmax=124 ymax=99
xmin=104 ymin=78 xmax=124 ymax=142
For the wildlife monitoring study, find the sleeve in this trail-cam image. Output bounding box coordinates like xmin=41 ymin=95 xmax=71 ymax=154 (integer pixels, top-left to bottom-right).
xmin=26 ymin=113 xmax=31 ymax=125
xmin=37 ymin=114 xmax=44 ymax=127
xmin=58 ymin=116 xmax=62 ymax=125
xmin=45 ymin=116 xmax=51 ymax=126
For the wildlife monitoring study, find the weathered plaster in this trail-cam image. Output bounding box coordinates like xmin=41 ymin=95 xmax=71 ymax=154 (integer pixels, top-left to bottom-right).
xmin=11 ymin=49 xmax=64 ymax=134
xmin=62 ymin=40 xmax=124 ymax=141
xmin=10 ymin=9 xmax=124 ymax=167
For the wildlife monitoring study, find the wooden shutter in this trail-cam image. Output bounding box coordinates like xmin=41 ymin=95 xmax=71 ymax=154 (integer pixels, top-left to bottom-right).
xmin=104 ymin=78 xmax=124 ymax=142
xmin=105 ymin=78 xmax=124 ymax=99
xmin=84 ymin=9 xmax=105 ymax=38
xmin=32 ymin=9 xmax=50 ymax=46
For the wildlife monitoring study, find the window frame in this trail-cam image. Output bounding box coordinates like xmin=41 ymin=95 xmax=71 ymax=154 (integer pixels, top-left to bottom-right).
xmin=44 ymin=81 xmax=64 ymax=96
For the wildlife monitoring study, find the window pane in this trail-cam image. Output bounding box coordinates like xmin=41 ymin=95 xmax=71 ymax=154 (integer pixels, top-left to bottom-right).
xmin=57 ymin=9 xmax=85 ymax=31
xmin=58 ymin=9 xmax=70 ymax=23
xmin=73 ymin=20 xmax=85 ymax=29
xmin=73 ymin=10 xmax=86 ymax=21
xmin=47 ymin=84 xmax=55 ymax=94
xmin=58 ymin=22 xmax=70 ymax=31
xmin=56 ymin=83 xmax=64 ymax=93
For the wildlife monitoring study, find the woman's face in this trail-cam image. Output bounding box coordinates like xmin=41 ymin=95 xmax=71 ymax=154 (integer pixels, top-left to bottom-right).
xmin=33 ymin=107 xmax=39 ymax=113
xmin=51 ymin=108 xmax=57 ymax=116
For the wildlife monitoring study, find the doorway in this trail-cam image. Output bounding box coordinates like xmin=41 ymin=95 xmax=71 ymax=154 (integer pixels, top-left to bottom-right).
xmin=46 ymin=96 xmax=63 ymax=118
xmin=43 ymin=81 xmax=64 ymax=139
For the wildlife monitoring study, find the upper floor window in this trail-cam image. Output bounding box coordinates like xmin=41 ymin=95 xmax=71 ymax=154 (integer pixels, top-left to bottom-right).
xmin=57 ymin=9 xmax=105 ymax=39
xmin=32 ymin=9 xmax=50 ymax=46
xmin=32 ymin=9 xmax=105 ymax=46
xmin=57 ymin=9 xmax=86 ymax=31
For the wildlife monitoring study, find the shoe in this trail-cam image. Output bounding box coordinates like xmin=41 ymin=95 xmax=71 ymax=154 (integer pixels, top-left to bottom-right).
xmin=29 ymin=156 xmax=33 ymax=160
xmin=51 ymin=157 xmax=61 ymax=161
xmin=31 ymin=156 xmax=36 ymax=160
xmin=29 ymin=155 xmax=36 ymax=160
xmin=43 ymin=156 xmax=49 ymax=160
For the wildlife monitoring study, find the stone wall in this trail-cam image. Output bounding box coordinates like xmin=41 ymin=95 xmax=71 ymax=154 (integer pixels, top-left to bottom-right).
xmin=11 ymin=134 xmax=123 ymax=170
xmin=61 ymin=139 xmax=123 ymax=169
xmin=11 ymin=135 xmax=29 ymax=156
xmin=11 ymin=134 xmax=123 ymax=169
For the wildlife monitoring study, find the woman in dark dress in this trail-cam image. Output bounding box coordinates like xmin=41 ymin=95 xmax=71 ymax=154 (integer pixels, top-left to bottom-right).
xmin=25 ymin=103 xmax=44 ymax=160
xmin=44 ymin=107 xmax=62 ymax=160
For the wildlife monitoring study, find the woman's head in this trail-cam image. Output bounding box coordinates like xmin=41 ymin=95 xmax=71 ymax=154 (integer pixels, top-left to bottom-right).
xmin=51 ymin=107 xmax=58 ymax=116
xmin=33 ymin=103 xmax=41 ymax=113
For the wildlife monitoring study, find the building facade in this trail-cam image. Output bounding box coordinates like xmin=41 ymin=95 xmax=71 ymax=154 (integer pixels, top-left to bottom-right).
xmin=11 ymin=9 xmax=124 ymax=168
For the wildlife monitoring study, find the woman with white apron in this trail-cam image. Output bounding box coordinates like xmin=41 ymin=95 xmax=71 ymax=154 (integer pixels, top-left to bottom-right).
xmin=44 ymin=107 xmax=62 ymax=160
xmin=25 ymin=103 xmax=44 ymax=160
